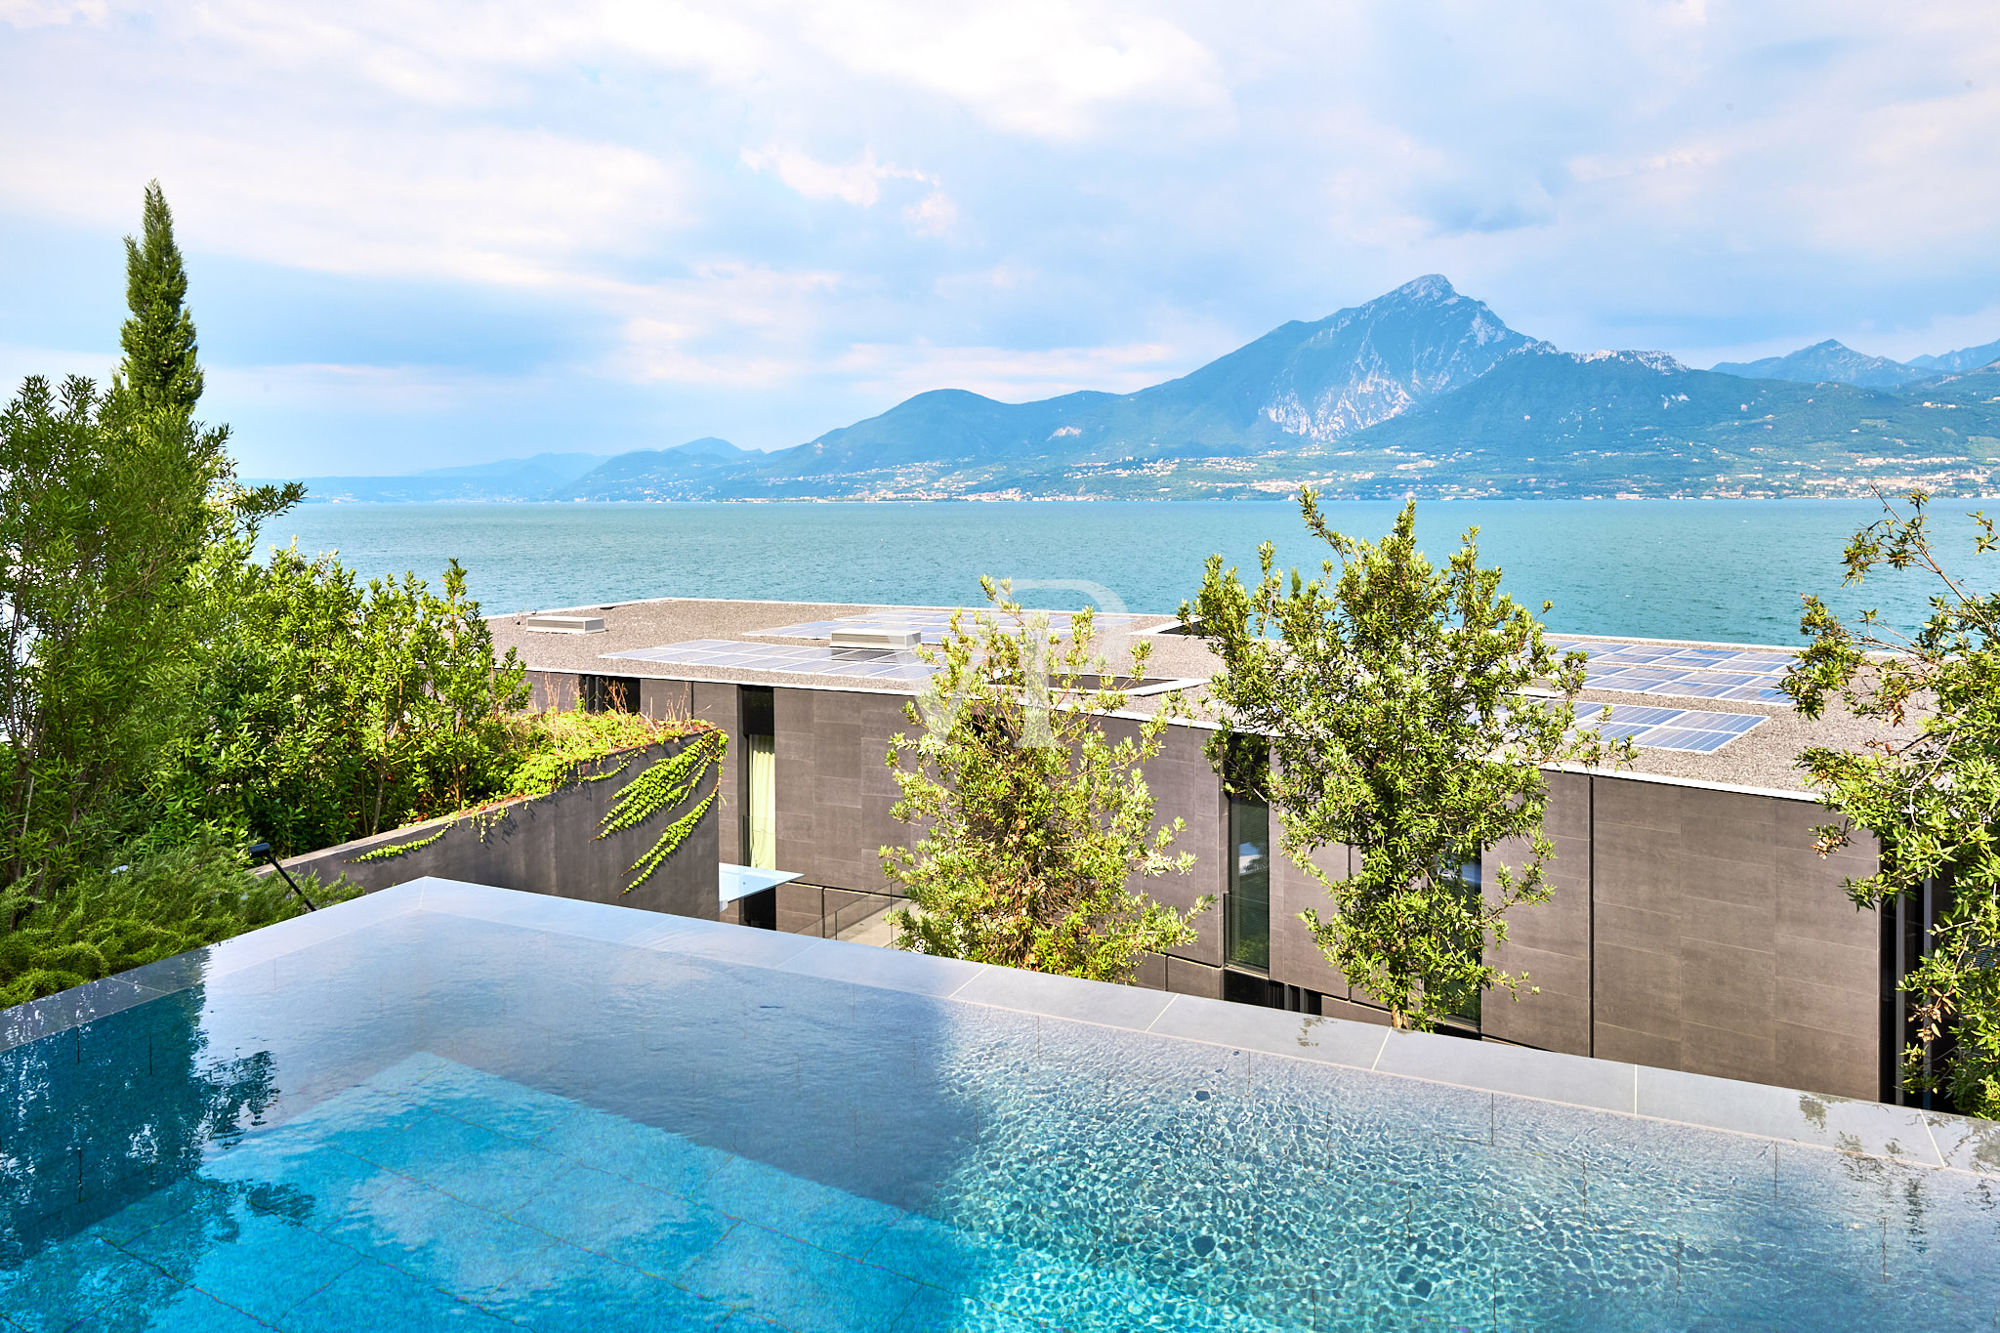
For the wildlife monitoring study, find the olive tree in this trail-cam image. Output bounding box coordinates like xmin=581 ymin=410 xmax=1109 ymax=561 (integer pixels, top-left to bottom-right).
xmin=881 ymin=579 xmax=1211 ymax=982
xmin=1186 ymin=492 xmax=1622 ymax=1029
xmin=1785 ymin=489 xmax=2000 ymax=1114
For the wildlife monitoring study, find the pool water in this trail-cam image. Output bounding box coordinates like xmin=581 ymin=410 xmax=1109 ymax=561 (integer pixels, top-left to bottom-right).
xmin=4 ymin=1052 xmax=1049 ymax=1332
xmin=4 ymin=885 xmax=1999 ymax=1331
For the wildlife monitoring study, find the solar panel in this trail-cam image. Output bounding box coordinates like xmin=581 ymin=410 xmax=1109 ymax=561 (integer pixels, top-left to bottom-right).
xmin=1575 ymin=703 xmax=1766 ymax=753
xmin=1548 ymin=637 xmax=1796 ymax=706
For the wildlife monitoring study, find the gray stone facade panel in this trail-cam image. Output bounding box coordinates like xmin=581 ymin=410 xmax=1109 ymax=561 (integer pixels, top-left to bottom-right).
xmin=278 ymin=737 xmax=719 ymax=922
xmin=689 ymin=682 xmax=741 ymax=859
xmin=1585 ymin=776 xmax=1880 ymax=1100
xmin=774 ymin=687 xmax=911 ymax=894
xmin=1103 ymin=717 xmax=1227 ymax=968
xmin=1482 ymin=769 xmax=1594 ymax=1054
xmin=1268 ymin=841 xmax=1354 ymax=998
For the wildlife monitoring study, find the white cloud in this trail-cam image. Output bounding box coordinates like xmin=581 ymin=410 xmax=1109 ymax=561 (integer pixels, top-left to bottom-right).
xmin=147 ymin=0 xmax=1226 ymax=140
xmin=739 ymin=145 xmax=958 ymax=236
xmin=205 ymin=361 xmax=504 ymax=412
xmin=7 ymin=0 xmax=2000 ymax=465
xmin=832 ymin=339 xmax=1184 ymax=403
xmin=604 ymin=262 xmax=849 ymax=385
xmin=903 ymin=190 xmax=958 ymax=237
xmin=184 ymin=0 xmax=774 ymax=107
xmin=794 ymin=0 xmax=1230 ymax=140
xmin=0 ymin=0 xmax=105 ymax=26
xmin=0 ymin=118 xmax=689 ymax=289
xmin=0 ymin=342 xmax=118 ymax=394
xmin=739 ymin=146 xmax=927 ymax=208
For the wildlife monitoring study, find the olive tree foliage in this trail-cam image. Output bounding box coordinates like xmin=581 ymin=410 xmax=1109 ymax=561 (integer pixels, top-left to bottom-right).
xmin=1186 ymin=493 xmax=1625 ymax=1030
xmin=881 ymin=580 xmax=1211 ymax=982
xmin=1785 ymin=490 xmax=2000 ymax=1115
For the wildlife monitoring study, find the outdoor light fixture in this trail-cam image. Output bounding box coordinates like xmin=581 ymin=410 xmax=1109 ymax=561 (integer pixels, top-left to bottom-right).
xmin=246 ymin=841 xmax=317 ymax=911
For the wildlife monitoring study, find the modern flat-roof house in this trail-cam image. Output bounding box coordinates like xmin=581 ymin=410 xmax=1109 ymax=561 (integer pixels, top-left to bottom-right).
xmin=491 ymin=597 xmax=1900 ymax=1107
xmin=8 ymin=599 xmax=1994 ymax=1331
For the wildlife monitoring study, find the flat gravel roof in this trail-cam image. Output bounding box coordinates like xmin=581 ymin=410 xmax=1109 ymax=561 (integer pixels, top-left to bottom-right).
xmin=489 ymin=597 xmax=1913 ymax=796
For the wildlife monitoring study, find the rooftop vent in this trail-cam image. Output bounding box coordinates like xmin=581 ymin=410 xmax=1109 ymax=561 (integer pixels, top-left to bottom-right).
xmin=829 ymin=627 xmax=922 ymax=651
xmin=523 ymin=615 xmax=606 ymax=635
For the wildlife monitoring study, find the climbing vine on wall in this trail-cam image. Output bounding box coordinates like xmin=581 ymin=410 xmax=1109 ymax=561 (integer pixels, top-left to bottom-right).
xmin=336 ymin=720 xmax=724 ymax=889
xmin=349 ymin=824 xmax=452 ymax=864
xmin=598 ymin=730 xmax=727 ymax=891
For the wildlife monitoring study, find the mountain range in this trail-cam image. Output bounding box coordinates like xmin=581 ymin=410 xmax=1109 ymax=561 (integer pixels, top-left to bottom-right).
xmin=266 ymin=277 xmax=2000 ymax=502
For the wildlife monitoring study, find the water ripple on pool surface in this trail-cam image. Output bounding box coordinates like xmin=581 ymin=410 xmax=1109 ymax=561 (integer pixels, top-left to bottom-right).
xmin=3 ymin=899 xmax=1999 ymax=1330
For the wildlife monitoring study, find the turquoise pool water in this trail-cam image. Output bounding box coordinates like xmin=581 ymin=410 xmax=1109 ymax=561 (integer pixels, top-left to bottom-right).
xmin=4 ymin=886 xmax=1999 ymax=1331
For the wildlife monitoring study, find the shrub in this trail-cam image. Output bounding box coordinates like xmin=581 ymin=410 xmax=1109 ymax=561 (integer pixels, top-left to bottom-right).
xmin=0 ymin=839 xmax=351 ymax=1007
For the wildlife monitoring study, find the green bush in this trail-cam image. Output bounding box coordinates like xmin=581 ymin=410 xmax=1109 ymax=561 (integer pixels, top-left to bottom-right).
xmin=501 ymin=707 xmax=707 ymax=800
xmin=152 ymin=546 xmax=531 ymax=857
xmin=0 ymin=839 xmax=352 ymax=1007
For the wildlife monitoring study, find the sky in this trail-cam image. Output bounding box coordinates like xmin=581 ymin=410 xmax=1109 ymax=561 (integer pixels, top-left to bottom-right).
xmin=3 ymin=1 xmax=1999 ymax=476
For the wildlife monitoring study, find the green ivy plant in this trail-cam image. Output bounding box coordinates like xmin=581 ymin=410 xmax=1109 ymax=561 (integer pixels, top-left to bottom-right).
xmin=338 ymin=719 xmax=726 ymax=888
xmin=348 ymin=823 xmax=452 ymax=864
xmin=598 ymin=730 xmax=726 ymax=891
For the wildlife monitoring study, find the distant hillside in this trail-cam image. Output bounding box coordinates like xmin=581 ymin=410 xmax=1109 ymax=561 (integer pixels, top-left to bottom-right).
xmin=1910 ymin=336 xmax=2000 ymax=375
xmin=1711 ymin=339 xmax=1927 ymax=389
xmin=1293 ymin=348 xmax=1994 ymax=497
xmin=559 ymin=438 xmax=751 ymax=500
xmin=750 ymin=274 xmax=1538 ymax=488
xmin=266 ymin=277 xmax=2000 ymax=502
xmin=271 ymin=452 xmax=608 ymax=503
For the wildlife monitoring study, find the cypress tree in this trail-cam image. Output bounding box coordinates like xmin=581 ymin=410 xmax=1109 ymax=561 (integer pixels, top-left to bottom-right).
xmin=115 ymin=181 xmax=204 ymax=417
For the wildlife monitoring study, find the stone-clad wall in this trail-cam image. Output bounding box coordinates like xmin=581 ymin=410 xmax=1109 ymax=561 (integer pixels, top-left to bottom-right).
xmin=277 ymin=734 xmax=719 ymax=921
xmin=1480 ymin=771 xmax=1881 ymax=1101
xmin=771 ymin=687 xmax=913 ymax=899
xmin=688 ymin=682 xmax=741 ymax=858
xmin=1270 ymin=844 xmax=1373 ymax=1017
xmin=1102 ymin=717 xmax=1228 ymax=979
xmin=1476 ymin=769 xmax=1596 ymax=1055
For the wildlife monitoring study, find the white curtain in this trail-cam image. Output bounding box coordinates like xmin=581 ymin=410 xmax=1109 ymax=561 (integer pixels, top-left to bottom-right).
xmin=746 ymin=733 xmax=777 ymax=869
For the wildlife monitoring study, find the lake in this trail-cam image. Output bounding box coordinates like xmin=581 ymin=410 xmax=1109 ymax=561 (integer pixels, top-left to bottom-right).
xmin=265 ymin=498 xmax=1992 ymax=645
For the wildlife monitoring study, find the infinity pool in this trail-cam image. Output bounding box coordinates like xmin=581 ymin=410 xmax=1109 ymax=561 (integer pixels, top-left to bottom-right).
xmin=4 ymin=880 xmax=1999 ymax=1331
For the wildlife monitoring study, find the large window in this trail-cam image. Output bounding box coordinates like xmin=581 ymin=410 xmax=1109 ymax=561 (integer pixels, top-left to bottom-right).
xmin=741 ymin=687 xmax=776 ymax=869
xmin=1226 ymin=794 xmax=1271 ymax=971
xmin=1445 ymin=858 xmax=1483 ymax=1030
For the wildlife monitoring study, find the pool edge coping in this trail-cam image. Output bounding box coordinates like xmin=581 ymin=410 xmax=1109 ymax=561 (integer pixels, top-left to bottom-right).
xmin=7 ymin=876 xmax=1997 ymax=1184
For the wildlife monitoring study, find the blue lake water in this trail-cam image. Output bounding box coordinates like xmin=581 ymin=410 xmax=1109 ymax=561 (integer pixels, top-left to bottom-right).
xmin=266 ymin=499 xmax=1995 ymax=645
xmin=6 ymin=888 xmax=2000 ymax=1332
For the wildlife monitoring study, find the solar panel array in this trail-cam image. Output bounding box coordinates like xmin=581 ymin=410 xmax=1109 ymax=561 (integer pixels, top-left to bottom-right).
xmin=604 ymin=640 xmax=934 ymax=682
xmin=1575 ymin=703 xmax=1766 ymax=754
xmin=1547 ymin=638 xmax=1792 ymax=704
xmin=605 ymin=635 xmax=1769 ymax=753
xmin=757 ymin=609 xmax=1152 ymax=644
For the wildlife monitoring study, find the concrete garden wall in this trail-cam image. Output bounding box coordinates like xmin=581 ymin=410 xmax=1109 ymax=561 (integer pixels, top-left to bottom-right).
xmin=277 ymin=733 xmax=720 ymax=921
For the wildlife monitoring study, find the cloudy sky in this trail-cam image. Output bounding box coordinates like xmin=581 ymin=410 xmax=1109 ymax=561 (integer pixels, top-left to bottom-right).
xmin=3 ymin=1 xmax=1998 ymax=475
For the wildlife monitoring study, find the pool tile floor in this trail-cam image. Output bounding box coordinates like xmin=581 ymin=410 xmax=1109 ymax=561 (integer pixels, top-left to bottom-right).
xmin=3 ymin=1052 xmax=1255 ymax=1333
